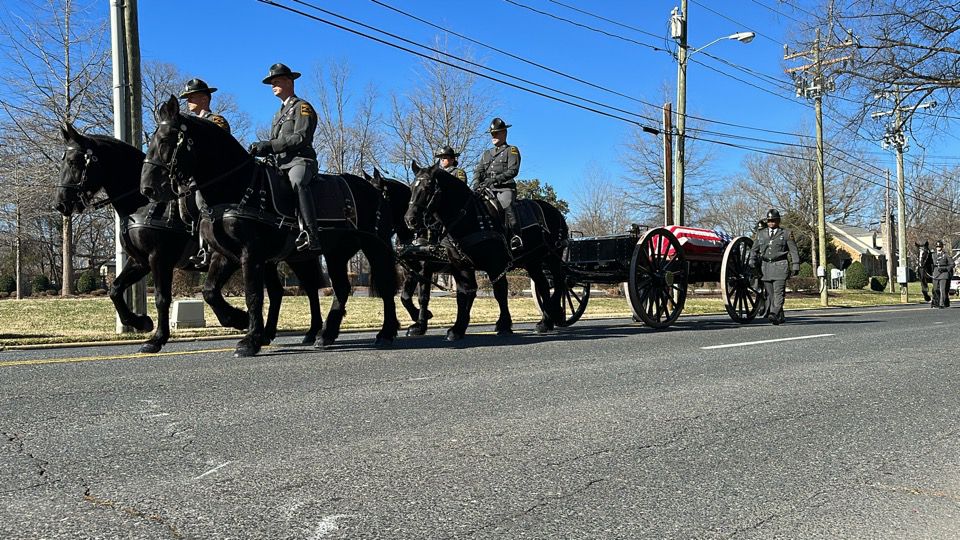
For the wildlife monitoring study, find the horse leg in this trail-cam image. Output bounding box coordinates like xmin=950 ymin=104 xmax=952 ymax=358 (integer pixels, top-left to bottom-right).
xmin=921 ymin=276 xmax=931 ymax=302
xmin=108 ymin=260 xmax=153 ymax=333
xmin=288 ymin=258 xmax=324 ymax=344
xmin=527 ymin=265 xmax=555 ymax=333
xmin=261 ymin=262 xmax=283 ymax=346
xmin=412 ymin=267 xmax=435 ymax=336
xmin=139 ymin=254 xmax=175 ymax=354
xmin=202 ymin=253 xmax=248 ymax=331
xmin=400 ymin=263 xmax=421 ymax=327
xmin=318 ymin=254 xmax=349 ymax=348
xmin=365 ymin=246 xmax=400 ymax=348
xmin=234 ymin=251 xmax=265 ymax=357
xmin=492 ymin=276 xmax=513 ymax=336
xmin=446 ymin=269 xmax=476 ymax=341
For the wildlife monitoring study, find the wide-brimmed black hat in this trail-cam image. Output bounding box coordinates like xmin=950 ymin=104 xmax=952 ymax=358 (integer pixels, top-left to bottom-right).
xmin=766 ymin=208 xmax=781 ymax=221
xmin=488 ymin=117 xmax=511 ymax=133
xmin=179 ymin=78 xmax=217 ymax=99
xmin=936 ymin=240 xmax=945 ymax=247
xmin=434 ymin=145 xmax=461 ymax=159
xmin=262 ymin=63 xmax=301 ymax=84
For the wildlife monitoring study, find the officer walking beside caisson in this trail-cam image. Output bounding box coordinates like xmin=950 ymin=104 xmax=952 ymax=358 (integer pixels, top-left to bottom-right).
xmin=248 ymin=63 xmax=321 ymax=251
xmin=179 ymin=78 xmax=230 ymax=267
xmin=473 ymin=117 xmax=522 ymax=250
xmin=751 ymin=209 xmax=800 ymax=325
xmin=931 ymin=240 xmax=954 ymax=308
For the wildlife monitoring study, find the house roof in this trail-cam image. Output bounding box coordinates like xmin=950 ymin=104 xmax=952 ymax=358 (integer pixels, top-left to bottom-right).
xmin=827 ymin=222 xmax=884 ymax=257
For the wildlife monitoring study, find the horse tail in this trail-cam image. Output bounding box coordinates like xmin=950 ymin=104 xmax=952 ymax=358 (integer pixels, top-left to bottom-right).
xmin=367 ymin=245 xmax=398 ymax=300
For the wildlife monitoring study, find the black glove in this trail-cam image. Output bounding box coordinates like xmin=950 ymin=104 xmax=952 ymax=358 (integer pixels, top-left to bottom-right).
xmin=791 ymin=267 xmax=800 ymax=277
xmin=248 ymin=141 xmax=272 ymax=157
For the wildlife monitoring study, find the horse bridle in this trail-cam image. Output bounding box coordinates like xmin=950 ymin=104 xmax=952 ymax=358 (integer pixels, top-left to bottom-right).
xmin=144 ymin=120 xmax=194 ymax=196
xmin=58 ymin=145 xmax=100 ymax=210
xmin=409 ymin=171 xmax=441 ymax=228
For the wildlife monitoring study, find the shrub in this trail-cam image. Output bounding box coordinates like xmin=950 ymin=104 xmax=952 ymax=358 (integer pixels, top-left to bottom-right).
xmin=506 ymin=274 xmax=528 ymax=296
xmin=798 ymin=262 xmax=814 ymax=278
xmin=91 ymin=289 xmax=108 ymax=296
xmin=0 ymin=291 xmax=9 ymax=299
xmin=0 ymin=275 xmax=15 ymax=293
xmin=75 ymin=271 xmax=99 ymax=294
xmin=787 ymin=276 xmax=818 ymax=292
xmin=31 ymin=275 xmax=51 ymax=294
xmin=845 ymin=261 xmax=868 ymax=290
xmin=870 ymin=275 xmax=889 ymax=292
xmin=172 ymin=269 xmax=201 ymax=297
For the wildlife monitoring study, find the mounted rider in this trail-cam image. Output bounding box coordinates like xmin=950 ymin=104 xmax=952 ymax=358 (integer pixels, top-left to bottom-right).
xmin=179 ymin=78 xmax=230 ymax=267
xmin=411 ymin=145 xmax=467 ymax=248
xmin=473 ymin=117 xmax=523 ymax=250
xmin=248 ymin=63 xmax=321 ymax=252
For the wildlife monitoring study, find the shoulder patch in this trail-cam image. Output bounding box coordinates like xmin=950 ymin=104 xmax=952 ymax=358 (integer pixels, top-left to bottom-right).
xmin=509 ymin=146 xmax=519 ymax=154
xmin=300 ymin=102 xmax=315 ymax=117
xmin=209 ymin=115 xmax=228 ymax=130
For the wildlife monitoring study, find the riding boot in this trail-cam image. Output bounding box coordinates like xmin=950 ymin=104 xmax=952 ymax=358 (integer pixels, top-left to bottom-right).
xmin=295 ymin=185 xmax=322 ymax=252
xmin=504 ymin=205 xmax=522 ymax=250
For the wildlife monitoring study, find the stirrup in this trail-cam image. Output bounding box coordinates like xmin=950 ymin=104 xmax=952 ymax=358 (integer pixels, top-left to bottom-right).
xmin=295 ymin=230 xmax=320 ymax=252
xmin=189 ymin=249 xmax=209 ymax=269
xmin=510 ymin=235 xmax=523 ymax=250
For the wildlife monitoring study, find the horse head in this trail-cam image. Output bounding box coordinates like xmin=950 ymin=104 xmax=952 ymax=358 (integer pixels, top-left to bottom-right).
xmin=141 ymin=95 xmax=195 ymax=202
xmin=405 ymin=160 xmax=441 ymax=230
xmin=55 ymin=123 xmax=102 ymax=215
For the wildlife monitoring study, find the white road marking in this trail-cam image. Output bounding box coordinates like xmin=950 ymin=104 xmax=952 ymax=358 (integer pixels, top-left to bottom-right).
xmin=193 ymin=461 xmax=233 ymax=480
xmin=702 ymin=333 xmax=835 ymax=350
xmin=407 ymin=376 xmax=433 ymax=381
xmin=146 ymin=413 xmax=170 ymax=418
xmin=310 ymin=514 xmax=355 ymax=539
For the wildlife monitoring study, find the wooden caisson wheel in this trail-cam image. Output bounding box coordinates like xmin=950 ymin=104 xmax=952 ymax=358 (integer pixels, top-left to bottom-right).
xmin=530 ymin=274 xmax=591 ymax=327
xmin=627 ymin=227 xmax=688 ymax=328
xmin=720 ymin=236 xmax=762 ymax=323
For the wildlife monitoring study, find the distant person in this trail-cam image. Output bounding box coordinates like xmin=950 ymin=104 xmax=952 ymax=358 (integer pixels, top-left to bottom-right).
xmin=473 ymin=117 xmax=522 ymax=250
xmin=932 ymin=240 xmax=954 ymax=308
xmin=751 ymin=208 xmax=800 ymax=325
xmin=248 ymin=63 xmax=320 ymax=251
xmin=435 ymin=145 xmax=467 ymax=182
xmin=179 ymin=78 xmax=230 ymax=268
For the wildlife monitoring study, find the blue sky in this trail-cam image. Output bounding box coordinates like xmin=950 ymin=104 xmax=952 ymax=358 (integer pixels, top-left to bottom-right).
xmin=96 ymin=1 xmax=958 ymax=204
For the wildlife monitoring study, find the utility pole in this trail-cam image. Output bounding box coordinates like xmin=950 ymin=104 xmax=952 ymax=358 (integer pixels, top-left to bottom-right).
xmin=110 ymin=0 xmax=146 ymax=333
xmin=663 ymin=102 xmax=674 ymax=226
xmin=872 ymin=89 xmax=936 ymax=303
xmin=786 ymin=24 xmax=853 ymax=307
xmin=884 ymin=170 xmax=895 ymax=293
xmin=672 ymin=0 xmax=688 ymax=225
xmin=14 ymin=160 xmax=22 ymax=300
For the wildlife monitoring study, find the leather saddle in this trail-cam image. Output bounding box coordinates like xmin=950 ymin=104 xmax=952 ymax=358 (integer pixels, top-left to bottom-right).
xmin=127 ymin=201 xmax=189 ymax=233
xmin=260 ymin=167 xmax=358 ymax=229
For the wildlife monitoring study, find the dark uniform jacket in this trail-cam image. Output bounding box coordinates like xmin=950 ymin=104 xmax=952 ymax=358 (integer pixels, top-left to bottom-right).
xmin=443 ymin=165 xmax=467 ymax=182
xmin=752 ymin=227 xmax=800 ymax=281
xmin=473 ymin=143 xmax=520 ymax=189
xmin=196 ymin=109 xmax=231 ymax=134
xmin=932 ymin=250 xmax=955 ymax=280
xmin=269 ymin=95 xmax=318 ymax=170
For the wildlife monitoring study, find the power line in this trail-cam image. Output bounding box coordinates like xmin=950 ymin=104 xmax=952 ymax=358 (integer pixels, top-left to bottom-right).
xmin=544 ymin=0 xmax=666 ymax=42
xmin=687 ymin=0 xmax=781 ymax=45
xmin=749 ymin=0 xmax=804 ymax=24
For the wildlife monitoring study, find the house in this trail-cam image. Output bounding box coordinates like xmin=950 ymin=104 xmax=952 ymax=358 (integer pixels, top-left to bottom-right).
xmin=826 ymin=222 xmax=890 ymax=278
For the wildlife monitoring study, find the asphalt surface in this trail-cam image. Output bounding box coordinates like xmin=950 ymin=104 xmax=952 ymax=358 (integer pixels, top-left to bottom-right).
xmin=2 ymin=304 xmax=959 ymax=539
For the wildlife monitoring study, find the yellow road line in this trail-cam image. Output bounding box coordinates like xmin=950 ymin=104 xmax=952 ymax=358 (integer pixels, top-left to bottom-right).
xmin=0 ymin=347 xmax=236 ymax=368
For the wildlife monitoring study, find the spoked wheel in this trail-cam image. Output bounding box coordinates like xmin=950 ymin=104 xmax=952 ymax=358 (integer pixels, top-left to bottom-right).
xmin=720 ymin=236 xmax=763 ymax=323
xmin=626 ymin=227 xmax=688 ymax=329
xmin=530 ymin=275 xmax=591 ymax=327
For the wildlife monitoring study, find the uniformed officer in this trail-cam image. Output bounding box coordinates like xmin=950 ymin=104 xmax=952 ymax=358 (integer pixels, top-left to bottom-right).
xmin=435 ymin=145 xmax=467 ymax=181
xmin=473 ymin=117 xmax=522 ymax=250
xmin=751 ymin=209 xmax=800 ymax=325
xmin=249 ymin=63 xmax=320 ymax=251
xmin=180 ymin=78 xmax=230 ymax=267
xmin=931 ymin=239 xmax=954 ymax=308
xmin=179 ymin=78 xmax=230 ymax=133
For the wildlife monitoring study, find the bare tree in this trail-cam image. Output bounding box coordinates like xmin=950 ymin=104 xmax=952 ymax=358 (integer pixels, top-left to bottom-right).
xmin=308 ymin=60 xmax=385 ymax=175
xmin=570 ymin=162 xmax=637 ymax=236
xmin=620 ymin=85 xmax=717 ymax=224
xmin=0 ymin=0 xmax=111 ymax=295
xmin=387 ymin=45 xmax=496 ymax=182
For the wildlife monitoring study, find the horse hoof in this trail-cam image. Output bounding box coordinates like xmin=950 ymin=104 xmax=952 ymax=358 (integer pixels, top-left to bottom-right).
xmin=139 ymin=342 xmax=162 ymax=354
xmin=315 ymin=336 xmax=335 ymax=349
xmin=446 ymin=330 xmax=464 ymax=342
xmin=406 ymin=324 xmax=426 ymax=336
xmin=375 ymin=337 xmax=394 ymax=348
xmin=133 ymin=316 xmax=154 ymax=333
xmin=302 ymin=333 xmax=318 ymax=345
xmin=496 ymin=328 xmax=514 ymax=337
xmin=535 ymin=322 xmax=553 ymax=334
xmin=233 ymin=344 xmax=259 ymax=358
xmin=260 ymin=337 xmax=274 ymax=346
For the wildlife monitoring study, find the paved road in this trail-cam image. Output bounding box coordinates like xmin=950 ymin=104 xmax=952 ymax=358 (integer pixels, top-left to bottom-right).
xmin=2 ymin=305 xmax=959 ymax=539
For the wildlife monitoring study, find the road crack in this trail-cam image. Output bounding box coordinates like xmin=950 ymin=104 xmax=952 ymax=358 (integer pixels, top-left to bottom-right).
xmin=83 ymin=487 xmax=184 ymax=539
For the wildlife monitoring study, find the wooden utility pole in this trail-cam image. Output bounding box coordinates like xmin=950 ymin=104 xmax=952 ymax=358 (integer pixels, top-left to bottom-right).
xmin=663 ymin=102 xmax=674 ymax=226
xmin=62 ymin=3 xmax=74 ymax=296
xmin=884 ymin=170 xmax=895 ymax=293
xmin=673 ymin=0 xmax=688 ymax=226
xmin=785 ymin=19 xmax=853 ymax=307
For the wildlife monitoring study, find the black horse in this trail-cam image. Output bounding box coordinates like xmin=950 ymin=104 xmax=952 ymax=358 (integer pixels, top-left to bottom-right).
xmin=54 ymin=123 xmax=320 ymax=352
xmin=916 ymin=241 xmax=933 ymax=302
xmin=404 ymin=161 xmax=568 ymax=340
xmin=141 ymin=96 xmax=399 ymax=356
xmin=364 ymin=169 xmax=447 ymax=336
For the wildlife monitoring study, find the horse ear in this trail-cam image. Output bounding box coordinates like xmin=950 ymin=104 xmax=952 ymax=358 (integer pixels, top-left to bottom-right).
xmin=361 ymin=170 xmax=372 ymax=181
xmin=61 ymin=123 xmax=73 ymax=142
xmin=159 ymin=95 xmax=179 ymax=120
xmin=373 ymin=167 xmax=382 ymax=180
xmin=411 ymin=160 xmax=421 ymax=175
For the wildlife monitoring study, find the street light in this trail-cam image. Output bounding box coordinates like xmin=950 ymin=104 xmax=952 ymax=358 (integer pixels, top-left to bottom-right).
xmin=671 ymin=1 xmax=754 ymax=225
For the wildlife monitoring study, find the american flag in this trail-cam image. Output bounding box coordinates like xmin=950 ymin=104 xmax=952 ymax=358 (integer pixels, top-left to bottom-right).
xmin=665 ymin=225 xmax=731 ymax=257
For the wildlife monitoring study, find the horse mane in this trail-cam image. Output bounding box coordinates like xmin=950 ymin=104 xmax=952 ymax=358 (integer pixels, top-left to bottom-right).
xmin=86 ymin=134 xmax=146 ymax=163
xmin=178 ymin=111 xmax=248 ymax=163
